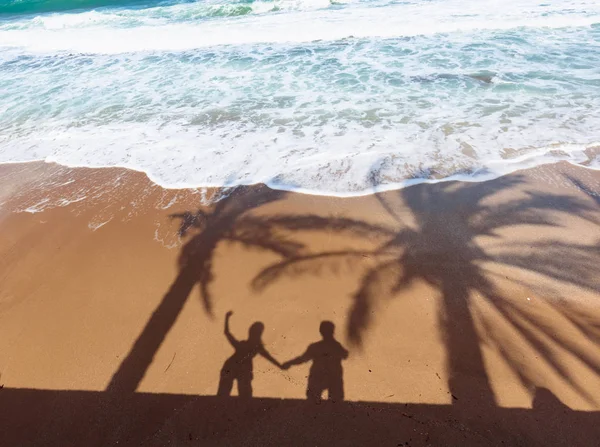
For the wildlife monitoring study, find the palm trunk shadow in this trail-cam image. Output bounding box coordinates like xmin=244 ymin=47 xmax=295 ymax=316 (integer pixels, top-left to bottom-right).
xmin=106 ymin=264 xmax=199 ymax=393
xmin=440 ymin=279 xmax=496 ymax=407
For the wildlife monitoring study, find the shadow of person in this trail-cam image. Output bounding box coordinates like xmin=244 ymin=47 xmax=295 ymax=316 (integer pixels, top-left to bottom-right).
xmin=283 ymin=321 xmax=349 ymax=403
xmin=217 ymin=311 xmax=282 ymax=398
xmin=532 ymin=387 xmax=571 ymax=413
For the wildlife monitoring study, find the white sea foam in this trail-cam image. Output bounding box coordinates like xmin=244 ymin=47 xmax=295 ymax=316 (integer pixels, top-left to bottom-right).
xmin=88 ymin=217 xmax=112 ymax=231
xmin=0 ymin=0 xmax=599 ymax=196
xmin=1 ymin=0 xmax=599 ymax=54
xmin=1 ymin=120 xmax=598 ymax=195
xmin=23 ymin=198 xmax=51 ymax=213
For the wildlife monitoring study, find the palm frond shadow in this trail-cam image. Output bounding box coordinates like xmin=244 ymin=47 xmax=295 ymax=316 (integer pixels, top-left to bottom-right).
xmin=477 ymin=292 xmax=600 ymax=405
xmin=566 ymin=174 xmax=600 ymax=207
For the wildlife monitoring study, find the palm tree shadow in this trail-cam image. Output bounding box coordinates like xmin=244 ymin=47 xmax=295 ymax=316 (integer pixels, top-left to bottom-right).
xmin=252 ymin=168 xmax=600 ymax=407
xmin=106 ymin=185 xmax=297 ymax=393
xmin=105 ymin=166 xmax=600 ymax=408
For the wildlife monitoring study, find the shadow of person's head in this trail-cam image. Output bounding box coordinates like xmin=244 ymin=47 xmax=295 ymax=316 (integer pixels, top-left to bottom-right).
xmin=532 ymin=387 xmax=569 ymax=411
xmin=320 ymin=321 xmax=335 ymax=340
xmin=248 ymin=322 xmax=265 ymax=342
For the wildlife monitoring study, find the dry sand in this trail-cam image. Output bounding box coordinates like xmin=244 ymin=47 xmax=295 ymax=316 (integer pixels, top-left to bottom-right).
xmin=0 ymin=161 xmax=599 ymax=446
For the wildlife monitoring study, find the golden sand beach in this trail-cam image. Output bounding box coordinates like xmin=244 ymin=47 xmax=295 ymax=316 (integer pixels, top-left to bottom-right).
xmin=0 ymin=161 xmax=599 ymax=445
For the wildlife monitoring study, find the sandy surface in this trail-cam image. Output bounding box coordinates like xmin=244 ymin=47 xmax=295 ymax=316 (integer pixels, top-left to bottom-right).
xmin=0 ymin=161 xmax=599 ymax=446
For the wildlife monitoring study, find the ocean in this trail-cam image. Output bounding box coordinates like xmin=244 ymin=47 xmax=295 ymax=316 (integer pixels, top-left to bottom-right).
xmin=1 ymin=0 xmax=599 ymax=195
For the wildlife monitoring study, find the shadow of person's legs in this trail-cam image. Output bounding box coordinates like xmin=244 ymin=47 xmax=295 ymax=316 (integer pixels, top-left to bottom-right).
xmin=307 ymin=374 xmax=326 ymax=403
xmin=238 ymin=376 xmax=253 ymax=399
xmin=329 ymin=378 xmax=344 ymax=402
xmin=217 ymin=370 xmax=234 ymax=396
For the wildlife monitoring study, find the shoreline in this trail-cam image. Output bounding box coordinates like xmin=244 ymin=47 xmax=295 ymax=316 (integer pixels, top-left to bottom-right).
xmin=1 ymin=147 xmax=600 ymax=201
xmin=1 ymin=160 xmax=599 ymax=444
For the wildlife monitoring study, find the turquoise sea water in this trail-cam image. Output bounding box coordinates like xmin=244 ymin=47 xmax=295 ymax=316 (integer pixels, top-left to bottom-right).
xmin=1 ymin=0 xmax=599 ymax=194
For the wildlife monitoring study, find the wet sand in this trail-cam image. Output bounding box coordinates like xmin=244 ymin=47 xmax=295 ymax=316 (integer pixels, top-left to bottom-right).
xmin=0 ymin=161 xmax=599 ymax=446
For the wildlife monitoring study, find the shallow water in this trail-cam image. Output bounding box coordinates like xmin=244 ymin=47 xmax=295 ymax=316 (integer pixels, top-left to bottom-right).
xmin=1 ymin=0 xmax=599 ymax=194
